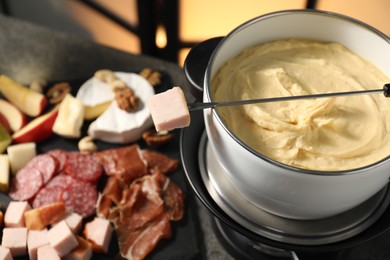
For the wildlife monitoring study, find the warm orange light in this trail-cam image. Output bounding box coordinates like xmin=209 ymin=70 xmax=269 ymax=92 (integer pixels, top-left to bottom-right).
xmin=156 ymin=24 xmax=168 ymax=49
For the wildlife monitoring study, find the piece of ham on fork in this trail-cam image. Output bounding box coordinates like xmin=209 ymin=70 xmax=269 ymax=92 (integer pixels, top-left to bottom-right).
xmin=148 ymin=87 xmax=190 ymax=132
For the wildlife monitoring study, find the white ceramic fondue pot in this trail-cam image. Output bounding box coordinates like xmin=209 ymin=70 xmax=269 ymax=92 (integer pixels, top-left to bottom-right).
xmin=194 ymin=9 xmax=390 ymax=220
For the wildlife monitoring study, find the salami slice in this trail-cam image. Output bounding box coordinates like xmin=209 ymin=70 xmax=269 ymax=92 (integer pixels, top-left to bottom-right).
xmin=64 ymin=153 xmax=103 ymax=183
xmin=9 ymin=168 xmax=43 ymax=201
xmin=45 ymin=173 xmax=75 ymax=189
xmin=47 ymin=149 xmax=68 ymax=172
xmin=32 ymin=174 xmax=76 ymax=208
xmin=32 ymin=186 xmax=62 ymax=208
xmin=24 ymin=154 xmax=59 ymax=184
xmin=61 ymin=180 xmax=98 ymax=217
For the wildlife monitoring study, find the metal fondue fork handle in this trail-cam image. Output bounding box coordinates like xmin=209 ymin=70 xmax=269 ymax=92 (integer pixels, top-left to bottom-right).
xmin=188 ymin=84 xmax=390 ymax=111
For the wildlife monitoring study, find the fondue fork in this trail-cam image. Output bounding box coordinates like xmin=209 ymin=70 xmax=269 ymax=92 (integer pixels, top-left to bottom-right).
xmin=188 ymin=84 xmax=390 ymax=111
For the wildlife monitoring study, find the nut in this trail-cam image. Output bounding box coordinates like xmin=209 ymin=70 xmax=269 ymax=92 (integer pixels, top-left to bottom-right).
xmin=142 ymin=129 xmax=173 ymax=147
xmin=109 ymin=79 xmax=128 ymax=91
xmin=46 ymin=82 xmax=72 ymax=104
xmin=78 ymin=136 xmax=97 ymax=154
xmin=115 ymin=87 xmax=138 ymax=112
xmin=139 ymin=68 xmax=161 ymax=87
xmin=139 ymin=68 xmax=152 ymax=78
xmin=94 ymin=69 xmax=118 ymax=84
xmin=29 ymin=79 xmax=47 ymax=93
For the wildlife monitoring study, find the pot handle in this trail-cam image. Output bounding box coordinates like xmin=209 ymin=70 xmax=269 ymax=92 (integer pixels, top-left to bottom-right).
xmin=184 ymin=37 xmax=223 ymax=101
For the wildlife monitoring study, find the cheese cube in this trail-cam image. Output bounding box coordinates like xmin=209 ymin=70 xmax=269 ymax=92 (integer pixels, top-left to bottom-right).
xmin=63 ymin=236 xmax=92 ymax=260
xmin=0 ymin=246 xmax=12 ymax=260
xmin=25 ymin=202 xmax=67 ymax=230
xmin=6 ymin=142 xmax=36 ymax=175
xmin=1 ymin=227 xmax=27 ymax=256
xmin=83 ymin=217 xmax=113 ymax=253
xmin=52 ymin=94 xmax=84 ymax=138
xmin=148 ymin=87 xmax=190 ymax=132
xmin=47 ymin=220 xmax=79 ymax=257
xmin=27 ymin=229 xmax=49 ymax=260
xmin=0 ymin=155 xmax=10 ymax=193
xmin=5 ymin=201 xmax=31 ymax=227
xmin=37 ymin=245 xmax=60 ymax=260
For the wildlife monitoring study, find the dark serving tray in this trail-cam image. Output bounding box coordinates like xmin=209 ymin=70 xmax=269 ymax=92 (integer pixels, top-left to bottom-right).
xmin=0 ymin=14 xmax=201 ymax=260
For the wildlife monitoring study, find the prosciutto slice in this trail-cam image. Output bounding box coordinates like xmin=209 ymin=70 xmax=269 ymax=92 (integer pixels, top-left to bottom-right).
xmin=95 ymin=145 xmax=148 ymax=184
xmin=95 ymin=145 xmax=184 ymax=260
xmin=109 ymin=173 xmax=184 ymax=260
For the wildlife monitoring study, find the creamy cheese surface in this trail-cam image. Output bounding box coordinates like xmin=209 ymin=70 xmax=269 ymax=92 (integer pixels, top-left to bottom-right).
xmin=212 ymin=39 xmax=390 ymax=171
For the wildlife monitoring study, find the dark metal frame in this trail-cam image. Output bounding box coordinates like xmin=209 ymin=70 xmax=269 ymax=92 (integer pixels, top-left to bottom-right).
xmin=0 ymin=0 xmax=318 ymax=63
xmin=79 ymin=0 xmax=317 ymax=63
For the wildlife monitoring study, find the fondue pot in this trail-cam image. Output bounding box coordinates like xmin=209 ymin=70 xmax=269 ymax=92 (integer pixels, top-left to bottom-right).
xmin=183 ymin=9 xmax=390 ymax=221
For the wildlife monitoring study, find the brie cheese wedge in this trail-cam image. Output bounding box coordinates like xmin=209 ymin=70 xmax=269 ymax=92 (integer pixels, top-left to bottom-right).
xmin=87 ymin=73 xmax=155 ymax=144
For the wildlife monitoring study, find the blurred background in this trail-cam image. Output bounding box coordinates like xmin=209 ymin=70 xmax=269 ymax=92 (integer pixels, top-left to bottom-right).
xmin=1 ymin=0 xmax=389 ymax=66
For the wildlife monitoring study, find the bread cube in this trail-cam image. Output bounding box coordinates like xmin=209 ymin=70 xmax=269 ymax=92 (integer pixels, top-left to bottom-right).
xmin=27 ymin=229 xmax=49 ymax=260
xmin=1 ymin=227 xmax=27 ymax=256
xmin=47 ymin=220 xmax=79 ymax=257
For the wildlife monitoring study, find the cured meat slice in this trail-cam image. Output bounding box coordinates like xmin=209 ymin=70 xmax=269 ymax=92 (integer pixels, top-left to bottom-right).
xmin=118 ymin=214 xmax=172 ymax=260
xmin=111 ymin=173 xmax=184 ymax=260
xmin=9 ymin=168 xmax=43 ymax=201
xmin=24 ymin=154 xmax=59 ymax=184
xmin=45 ymin=173 xmax=75 ymax=189
xmin=64 ymin=152 xmax=103 ymax=183
xmin=94 ymin=145 xmax=148 ymax=184
xmin=102 ymin=177 xmax=123 ymax=204
xmin=162 ymin=178 xmax=184 ymax=221
xmin=47 ymin=149 xmax=68 ymax=172
xmin=32 ymin=186 xmax=62 ymax=208
xmin=141 ymin=150 xmax=179 ymax=175
xmin=61 ymin=180 xmax=98 ymax=218
xmin=32 ymin=174 xmax=75 ymax=208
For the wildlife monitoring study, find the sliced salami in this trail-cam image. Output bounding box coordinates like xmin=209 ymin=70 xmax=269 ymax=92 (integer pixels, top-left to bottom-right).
xmin=45 ymin=173 xmax=75 ymax=189
xmin=61 ymin=180 xmax=98 ymax=217
xmin=24 ymin=154 xmax=59 ymax=184
xmin=32 ymin=174 xmax=77 ymax=208
xmin=32 ymin=186 xmax=62 ymax=208
xmin=9 ymin=168 xmax=43 ymax=201
xmin=47 ymin=149 xmax=68 ymax=172
xmin=64 ymin=152 xmax=103 ymax=183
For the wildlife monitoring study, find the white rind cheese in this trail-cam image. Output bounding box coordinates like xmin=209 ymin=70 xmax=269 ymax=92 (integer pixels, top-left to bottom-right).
xmin=86 ymin=72 xmax=155 ymax=144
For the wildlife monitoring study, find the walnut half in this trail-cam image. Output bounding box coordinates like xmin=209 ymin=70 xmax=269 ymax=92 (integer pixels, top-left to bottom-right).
xmin=142 ymin=129 xmax=173 ymax=147
xmin=46 ymin=82 xmax=72 ymax=104
xmin=114 ymin=87 xmax=138 ymax=112
xmin=139 ymin=68 xmax=162 ymax=87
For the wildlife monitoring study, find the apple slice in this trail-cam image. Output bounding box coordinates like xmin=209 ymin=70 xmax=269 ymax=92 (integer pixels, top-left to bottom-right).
xmin=0 ymin=124 xmax=11 ymax=154
xmin=0 ymin=112 xmax=11 ymax=134
xmin=12 ymin=108 xmax=59 ymax=144
xmin=0 ymin=75 xmax=47 ymax=117
xmin=0 ymin=99 xmax=28 ymax=133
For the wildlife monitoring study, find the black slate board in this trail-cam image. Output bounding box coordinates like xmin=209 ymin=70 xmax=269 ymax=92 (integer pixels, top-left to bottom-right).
xmin=0 ymin=14 xmax=201 ymax=260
